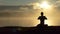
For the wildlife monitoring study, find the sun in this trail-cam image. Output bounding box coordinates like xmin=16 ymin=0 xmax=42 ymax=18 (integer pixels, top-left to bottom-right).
xmin=33 ymin=1 xmax=52 ymax=10
xmin=40 ymin=1 xmax=50 ymax=9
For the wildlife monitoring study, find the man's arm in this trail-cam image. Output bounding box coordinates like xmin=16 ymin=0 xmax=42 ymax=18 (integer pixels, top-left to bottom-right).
xmin=38 ymin=16 xmax=40 ymax=20
xmin=44 ymin=16 xmax=47 ymax=20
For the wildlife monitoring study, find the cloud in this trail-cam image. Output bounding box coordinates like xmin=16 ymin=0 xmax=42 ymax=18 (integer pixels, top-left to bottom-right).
xmin=54 ymin=0 xmax=60 ymax=11
xmin=0 ymin=5 xmax=36 ymax=27
xmin=48 ymin=0 xmax=60 ymax=11
xmin=0 ymin=0 xmax=38 ymax=5
xmin=0 ymin=5 xmax=35 ymax=17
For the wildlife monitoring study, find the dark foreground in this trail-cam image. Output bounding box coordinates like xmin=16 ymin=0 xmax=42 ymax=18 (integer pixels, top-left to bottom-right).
xmin=0 ymin=25 xmax=60 ymax=34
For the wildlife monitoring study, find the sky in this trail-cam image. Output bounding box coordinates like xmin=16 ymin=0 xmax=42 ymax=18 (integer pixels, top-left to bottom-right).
xmin=0 ymin=0 xmax=60 ymax=27
xmin=0 ymin=0 xmax=59 ymax=5
xmin=0 ymin=0 xmax=38 ymax=5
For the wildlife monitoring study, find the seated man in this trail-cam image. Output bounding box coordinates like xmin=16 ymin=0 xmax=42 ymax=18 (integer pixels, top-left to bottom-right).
xmin=38 ymin=12 xmax=47 ymax=25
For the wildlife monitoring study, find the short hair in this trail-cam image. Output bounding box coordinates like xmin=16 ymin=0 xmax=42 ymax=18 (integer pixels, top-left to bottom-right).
xmin=41 ymin=12 xmax=43 ymax=14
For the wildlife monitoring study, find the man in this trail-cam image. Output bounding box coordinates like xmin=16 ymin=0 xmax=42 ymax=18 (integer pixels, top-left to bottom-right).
xmin=38 ymin=12 xmax=47 ymax=25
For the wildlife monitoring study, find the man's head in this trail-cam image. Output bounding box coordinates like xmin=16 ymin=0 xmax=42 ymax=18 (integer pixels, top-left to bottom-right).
xmin=41 ymin=12 xmax=44 ymax=16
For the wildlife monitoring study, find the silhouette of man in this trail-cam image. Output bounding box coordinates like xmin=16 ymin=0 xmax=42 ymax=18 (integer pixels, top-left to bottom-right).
xmin=38 ymin=12 xmax=47 ymax=25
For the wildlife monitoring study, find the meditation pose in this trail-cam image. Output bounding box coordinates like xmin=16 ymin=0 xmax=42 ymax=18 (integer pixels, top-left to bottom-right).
xmin=38 ymin=12 xmax=47 ymax=25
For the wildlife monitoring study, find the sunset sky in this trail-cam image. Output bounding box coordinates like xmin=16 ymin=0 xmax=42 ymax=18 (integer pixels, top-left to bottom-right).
xmin=0 ymin=0 xmax=60 ymax=27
